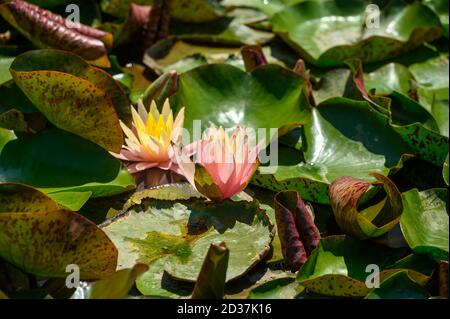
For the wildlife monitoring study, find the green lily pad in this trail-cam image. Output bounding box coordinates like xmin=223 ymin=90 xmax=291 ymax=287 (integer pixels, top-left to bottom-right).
xmin=0 ymin=55 xmax=14 ymax=85
xmin=173 ymin=63 xmax=309 ymax=133
xmin=10 ymin=49 xmax=130 ymax=152
xmin=297 ymin=235 xmax=429 ymax=297
xmin=364 ymin=63 xmax=414 ymax=95
xmin=100 ymin=184 xmax=274 ymax=297
xmin=424 ymin=0 xmax=449 ymax=37
xmin=253 ymin=105 xmax=390 ymax=204
xmin=0 ymin=128 xmax=14 ymax=154
xmin=271 ymin=1 xmax=442 ymax=66
xmin=400 ymin=188 xmax=449 ymax=261
xmin=171 ymin=8 xmax=274 ymax=45
xmin=0 ymin=210 xmax=118 ymax=279
xmin=409 ymin=55 xmax=449 ymax=137
xmin=222 ymin=0 xmax=299 ymax=17
xmin=144 ymin=37 xmax=289 ymax=75
xmin=365 ymin=271 xmax=430 ymax=299
xmin=144 ymin=37 xmax=241 ymax=74
xmin=0 ymin=128 xmax=135 ymax=209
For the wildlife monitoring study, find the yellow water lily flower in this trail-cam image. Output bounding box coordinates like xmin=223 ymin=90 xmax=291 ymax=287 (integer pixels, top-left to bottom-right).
xmin=111 ymin=99 xmax=185 ymax=174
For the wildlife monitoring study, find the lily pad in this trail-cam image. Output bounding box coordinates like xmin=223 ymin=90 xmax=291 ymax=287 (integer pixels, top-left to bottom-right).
xmin=0 ymin=210 xmax=118 ymax=279
xmin=144 ymin=37 xmax=289 ymax=75
xmin=364 ymin=63 xmax=414 ymax=95
xmin=10 ymin=49 xmax=130 ymax=152
xmin=400 ymin=188 xmax=449 ymax=261
xmin=297 ymin=235 xmax=429 ymax=297
xmin=0 ymin=183 xmax=60 ymax=213
xmin=100 ymin=184 xmax=274 ymax=297
xmin=271 ymin=1 xmax=442 ymax=66
xmin=253 ymin=106 xmax=390 ymax=204
xmin=0 ymin=128 xmax=135 ymax=209
xmin=365 ymin=271 xmax=430 ymax=299
xmin=409 ymin=55 xmax=449 ymax=137
xmin=424 ymin=0 xmax=449 ymax=37
xmin=171 ymin=8 xmax=274 ymax=45
xmin=173 ymin=63 xmax=309 ymax=133
xmin=0 ymin=55 xmax=14 ymax=85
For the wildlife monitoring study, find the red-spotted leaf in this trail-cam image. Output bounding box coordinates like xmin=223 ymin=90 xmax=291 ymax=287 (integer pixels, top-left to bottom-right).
xmin=10 ymin=50 xmax=125 ymax=152
xmin=329 ymin=173 xmax=403 ymax=239
xmin=0 ymin=210 xmax=118 ymax=279
xmin=0 ymin=183 xmax=60 ymax=213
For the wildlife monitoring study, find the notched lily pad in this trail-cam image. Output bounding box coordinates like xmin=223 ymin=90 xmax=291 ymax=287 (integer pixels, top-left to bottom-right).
xmin=100 ymin=184 xmax=274 ymax=297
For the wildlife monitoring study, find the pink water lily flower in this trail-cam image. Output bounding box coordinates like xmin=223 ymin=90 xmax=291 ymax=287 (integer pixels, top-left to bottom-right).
xmin=178 ymin=125 xmax=261 ymax=201
xmin=110 ymin=99 xmax=187 ymax=177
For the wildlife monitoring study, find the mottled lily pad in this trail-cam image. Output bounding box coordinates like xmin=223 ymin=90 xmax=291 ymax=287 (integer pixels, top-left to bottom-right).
xmin=100 ymin=184 xmax=274 ymax=297
xmin=10 ymin=49 xmax=129 ymax=152
xmin=0 ymin=183 xmax=60 ymax=213
xmin=0 ymin=210 xmax=118 ymax=279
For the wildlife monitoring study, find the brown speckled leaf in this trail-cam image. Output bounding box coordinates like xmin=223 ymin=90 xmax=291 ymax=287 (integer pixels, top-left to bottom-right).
xmin=0 ymin=183 xmax=59 ymax=213
xmin=0 ymin=0 xmax=112 ymax=67
xmin=329 ymin=173 xmax=403 ymax=239
xmin=10 ymin=49 xmax=131 ymax=125
xmin=0 ymin=210 xmax=117 ymax=279
xmin=10 ymin=69 xmax=123 ymax=152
